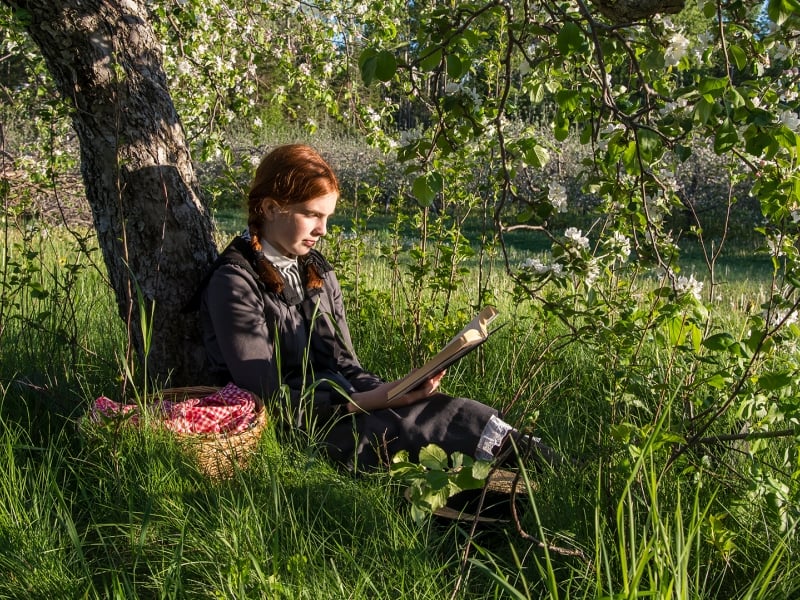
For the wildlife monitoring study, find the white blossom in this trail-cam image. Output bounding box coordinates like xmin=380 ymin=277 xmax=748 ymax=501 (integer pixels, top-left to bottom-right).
xmin=763 ymin=307 xmax=799 ymax=328
xmin=698 ymin=31 xmax=714 ymax=48
xmin=657 ymin=168 xmax=678 ymax=193
xmin=463 ymin=86 xmax=482 ymax=108
xmin=548 ymin=182 xmax=568 ymax=213
xmin=767 ymin=235 xmax=786 ymax=257
xmin=609 ymin=231 xmax=632 ymax=260
xmin=444 ymin=81 xmax=482 ymax=108
xmin=773 ymin=42 xmax=792 ymax=61
xmin=564 ymin=227 xmax=590 ymax=249
xmin=675 ymin=273 xmax=703 ymax=301
xmin=665 ymin=32 xmax=690 ymax=67
xmin=521 ymin=257 xmax=550 ymax=274
xmin=585 ymin=260 xmax=601 ymax=288
xmin=778 ymin=109 xmax=800 ymax=130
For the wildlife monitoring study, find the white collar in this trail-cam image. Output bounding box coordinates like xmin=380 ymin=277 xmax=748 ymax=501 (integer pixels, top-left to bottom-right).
xmin=259 ymin=239 xmax=298 ymax=270
xmin=241 ymin=229 xmax=298 ymax=269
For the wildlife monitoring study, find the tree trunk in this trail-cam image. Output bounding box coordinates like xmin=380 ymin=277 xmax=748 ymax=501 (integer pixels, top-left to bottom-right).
xmin=5 ymin=0 xmax=218 ymax=386
xmin=587 ymin=0 xmax=685 ymax=23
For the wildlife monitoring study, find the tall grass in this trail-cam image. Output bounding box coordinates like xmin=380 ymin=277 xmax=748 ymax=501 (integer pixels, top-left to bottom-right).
xmin=0 ymin=223 xmax=797 ymax=599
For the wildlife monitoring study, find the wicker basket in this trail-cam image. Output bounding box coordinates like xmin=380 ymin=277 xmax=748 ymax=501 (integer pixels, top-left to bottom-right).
xmin=148 ymin=385 xmax=267 ymax=480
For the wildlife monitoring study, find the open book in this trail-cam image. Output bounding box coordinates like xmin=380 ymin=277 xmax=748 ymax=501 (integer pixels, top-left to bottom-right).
xmin=387 ymin=306 xmax=501 ymax=401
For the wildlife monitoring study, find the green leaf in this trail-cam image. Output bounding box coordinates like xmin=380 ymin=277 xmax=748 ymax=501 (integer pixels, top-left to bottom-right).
xmin=471 ymin=460 xmax=492 ymax=480
xmin=758 ymin=371 xmax=793 ymax=391
xmin=28 ymin=281 xmax=49 ymax=299
xmin=728 ymin=45 xmax=747 ymax=71
xmin=528 ymin=82 xmax=546 ymax=104
xmin=359 ymin=49 xmax=378 ymax=86
xmin=622 ymin=141 xmax=641 ymax=175
xmin=767 ymin=0 xmax=798 ymax=25
xmin=554 ymin=114 xmax=570 ymax=141
xmin=637 ymin=128 xmax=663 ymax=162
xmin=557 ymin=22 xmax=585 ymax=55
xmin=419 ymin=46 xmax=443 ymax=71
xmin=702 ymin=332 xmax=737 ymax=351
xmin=611 ymin=422 xmax=636 ymax=443
xmin=694 ymin=97 xmax=716 ymax=125
xmin=412 ymin=175 xmax=435 ymax=205
xmin=524 ymin=144 xmax=550 ymax=169
xmin=419 ymin=444 xmax=448 ymax=470
xmin=714 ymin=120 xmax=739 ymax=154
xmin=446 ymin=54 xmax=463 ymax=79
xmin=705 ymin=373 xmax=728 ymax=389
xmin=698 ymin=77 xmax=729 ymax=96
xmin=375 ymin=50 xmax=397 ymax=82
xmin=702 ymin=1 xmax=716 ymax=18
xmin=555 ymin=89 xmax=581 ymax=112
xmin=420 ymin=486 xmax=449 ymax=512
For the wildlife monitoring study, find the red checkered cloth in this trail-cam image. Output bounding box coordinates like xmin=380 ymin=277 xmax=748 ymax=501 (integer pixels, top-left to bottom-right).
xmin=91 ymin=383 xmax=258 ymax=435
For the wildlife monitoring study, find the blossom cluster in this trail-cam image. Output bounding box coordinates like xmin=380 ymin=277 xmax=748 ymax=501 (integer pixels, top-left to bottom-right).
xmin=548 ymin=182 xmax=568 ymax=212
xmin=519 ymin=225 xmax=637 ymax=292
xmin=675 ymin=273 xmax=704 ymax=301
xmin=444 ymin=81 xmax=482 ymax=109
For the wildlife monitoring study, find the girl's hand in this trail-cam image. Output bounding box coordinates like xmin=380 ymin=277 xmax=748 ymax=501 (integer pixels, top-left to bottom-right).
xmin=402 ymin=369 xmax=445 ymax=402
xmin=347 ymin=370 xmax=446 ymax=413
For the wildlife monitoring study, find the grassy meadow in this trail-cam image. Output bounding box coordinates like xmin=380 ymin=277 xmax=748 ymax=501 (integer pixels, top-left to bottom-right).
xmin=0 ymin=209 xmax=798 ymax=599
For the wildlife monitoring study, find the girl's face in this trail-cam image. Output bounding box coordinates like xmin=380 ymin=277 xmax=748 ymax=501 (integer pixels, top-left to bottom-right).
xmin=263 ymin=191 xmax=338 ymax=258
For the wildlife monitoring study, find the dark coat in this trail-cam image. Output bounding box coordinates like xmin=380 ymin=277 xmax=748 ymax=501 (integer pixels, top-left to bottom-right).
xmin=199 ymin=237 xmax=497 ymax=470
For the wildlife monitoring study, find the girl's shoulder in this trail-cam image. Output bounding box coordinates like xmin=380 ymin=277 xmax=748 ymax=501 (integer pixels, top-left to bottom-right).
xmin=183 ymin=237 xmax=262 ymax=313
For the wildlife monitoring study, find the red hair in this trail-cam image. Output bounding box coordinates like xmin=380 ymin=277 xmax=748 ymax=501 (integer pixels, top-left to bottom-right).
xmin=248 ymin=144 xmax=339 ymax=221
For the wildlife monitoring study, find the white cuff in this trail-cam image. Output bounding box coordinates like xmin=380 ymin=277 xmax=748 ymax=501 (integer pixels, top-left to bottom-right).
xmin=475 ymin=414 xmax=514 ymax=461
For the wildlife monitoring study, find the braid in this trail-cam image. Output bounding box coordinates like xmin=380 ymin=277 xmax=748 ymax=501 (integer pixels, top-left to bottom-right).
xmin=301 ymin=256 xmax=324 ymax=290
xmin=248 ymin=224 xmax=284 ymax=293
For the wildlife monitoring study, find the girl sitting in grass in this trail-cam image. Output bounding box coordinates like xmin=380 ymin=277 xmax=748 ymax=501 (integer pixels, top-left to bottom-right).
xmin=197 ymin=144 xmax=555 ymax=471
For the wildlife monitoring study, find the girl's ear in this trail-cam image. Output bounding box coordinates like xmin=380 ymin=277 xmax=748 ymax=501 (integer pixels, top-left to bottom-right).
xmin=261 ymin=198 xmax=279 ymax=220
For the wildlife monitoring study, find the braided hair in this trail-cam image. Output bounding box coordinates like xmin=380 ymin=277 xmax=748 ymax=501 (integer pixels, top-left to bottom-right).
xmin=246 ymin=144 xmax=339 ymax=293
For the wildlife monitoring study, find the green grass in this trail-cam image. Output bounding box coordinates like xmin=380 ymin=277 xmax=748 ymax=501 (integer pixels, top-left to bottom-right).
xmin=1 ymin=223 xmax=798 ymax=599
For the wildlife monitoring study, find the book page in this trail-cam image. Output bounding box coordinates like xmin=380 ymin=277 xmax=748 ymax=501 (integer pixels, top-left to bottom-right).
xmin=386 ymin=306 xmax=499 ymax=400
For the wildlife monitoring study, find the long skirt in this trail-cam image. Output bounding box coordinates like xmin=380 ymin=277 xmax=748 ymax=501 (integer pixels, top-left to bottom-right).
xmin=322 ymin=393 xmax=498 ymax=471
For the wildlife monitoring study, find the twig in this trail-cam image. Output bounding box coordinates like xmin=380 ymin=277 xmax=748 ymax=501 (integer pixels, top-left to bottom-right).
xmin=508 ymin=440 xmax=589 ymax=561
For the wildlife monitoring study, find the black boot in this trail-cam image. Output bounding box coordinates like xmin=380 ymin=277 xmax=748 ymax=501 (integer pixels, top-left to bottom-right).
xmin=500 ymin=430 xmax=570 ymax=470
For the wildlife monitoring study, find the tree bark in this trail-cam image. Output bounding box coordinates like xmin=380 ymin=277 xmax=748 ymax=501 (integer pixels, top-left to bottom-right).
xmin=5 ymin=0 xmax=218 ymax=386
xmin=587 ymin=0 xmax=685 ymax=23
